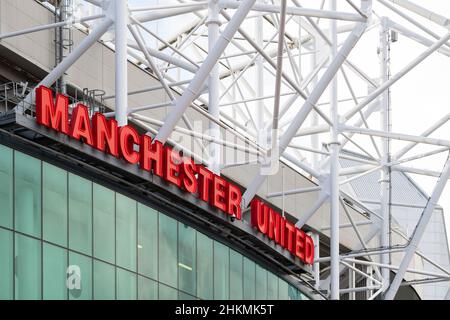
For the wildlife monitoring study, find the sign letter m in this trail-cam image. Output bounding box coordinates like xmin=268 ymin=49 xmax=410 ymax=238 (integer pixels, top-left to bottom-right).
xmin=36 ymin=85 xmax=69 ymax=134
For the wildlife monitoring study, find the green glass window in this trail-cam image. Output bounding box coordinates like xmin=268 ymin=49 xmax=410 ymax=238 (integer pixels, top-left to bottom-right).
xmin=69 ymin=252 xmax=92 ymax=300
xmin=0 ymin=145 xmax=13 ymax=229
xmin=229 ymin=250 xmax=243 ymax=300
xmin=138 ymin=276 xmax=157 ymax=300
xmin=137 ymin=204 xmax=158 ymax=280
xmin=278 ymin=278 xmax=289 ymax=300
xmin=93 ymin=260 xmax=115 ymax=300
xmin=178 ymin=223 xmax=196 ymax=296
xmin=0 ymin=229 xmax=13 ymax=299
xmin=158 ymin=283 xmax=177 ymax=300
xmin=243 ymin=257 xmax=256 ymax=300
xmin=93 ymin=184 xmax=115 ymax=264
xmin=14 ymin=152 xmax=41 ymax=237
xmin=213 ymin=241 xmax=229 ymax=300
xmin=68 ymin=173 xmax=92 ymax=255
xmin=158 ymin=214 xmax=177 ymax=288
xmin=267 ymin=272 xmax=278 ymax=299
xmin=255 ymin=265 xmax=267 ymax=300
xmin=43 ymin=163 xmax=67 ymax=246
xmin=117 ymin=268 xmax=136 ymax=300
xmin=197 ymin=232 xmax=213 ymax=299
xmin=15 ymin=234 xmax=41 ymax=299
xmin=179 ymin=292 xmax=196 ymax=300
xmin=288 ymin=285 xmax=299 ymax=300
xmin=116 ymin=194 xmax=136 ymax=271
xmin=43 ymin=243 xmax=67 ymax=300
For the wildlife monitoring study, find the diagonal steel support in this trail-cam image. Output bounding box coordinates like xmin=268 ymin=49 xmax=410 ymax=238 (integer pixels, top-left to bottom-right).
xmin=385 ymin=152 xmax=450 ymax=300
xmin=241 ymin=0 xmax=371 ymax=208
xmin=154 ymin=0 xmax=257 ymax=143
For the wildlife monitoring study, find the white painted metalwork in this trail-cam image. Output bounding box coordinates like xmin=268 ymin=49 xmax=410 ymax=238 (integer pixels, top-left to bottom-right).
xmin=5 ymin=0 xmax=450 ymax=300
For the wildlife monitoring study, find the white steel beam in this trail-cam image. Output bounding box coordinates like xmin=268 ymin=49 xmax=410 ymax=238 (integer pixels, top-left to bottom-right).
xmin=115 ymin=0 xmax=128 ymax=126
xmin=220 ymin=0 xmax=367 ymax=22
xmin=344 ymin=29 xmax=450 ymax=122
xmin=208 ymin=0 xmax=222 ymax=174
xmin=379 ymin=17 xmax=391 ymax=295
xmin=0 ymin=14 xmax=105 ymax=40
xmin=329 ymin=0 xmax=340 ymax=300
xmin=24 ymin=17 xmax=113 ymax=104
xmin=241 ymin=0 xmax=372 ymax=208
xmin=385 ymin=152 xmax=450 ymax=300
xmin=154 ymin=0 xmax=257 ymax=143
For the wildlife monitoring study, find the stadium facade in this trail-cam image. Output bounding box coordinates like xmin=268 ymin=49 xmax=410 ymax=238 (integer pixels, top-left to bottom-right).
xmin=0 ymin=0 xmax=449 ymax=300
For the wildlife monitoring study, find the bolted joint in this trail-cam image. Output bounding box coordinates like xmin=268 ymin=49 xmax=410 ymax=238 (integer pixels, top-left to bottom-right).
xmin=328 ymin=141 xmax=341 ymax=147
xmin=205 ymin=18 xmax=222 ymax=27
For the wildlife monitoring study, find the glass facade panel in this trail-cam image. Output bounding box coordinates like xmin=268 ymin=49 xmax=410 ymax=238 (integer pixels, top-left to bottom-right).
xmin=0 ymin=229 xmax=13 ymax=300
xmin=15 ymin=234 xmax=41 ymax=300
xmin=93 ymin=183 xmax=115 ymax=264
xmin=278 ymin=278 xmax=289 ymax=300
xmin=267 ymin=272 xmax=278 ymax=299
xmin=116 ymin=194 xmax=136 ymax=272
xmin=0 ymin=145 xmax=13 ymax=229
xmin=14 ymin=152 xmax=41 ymax=237
xmin=159 ymin=283 xmax=178 ymax=300
xmin=179 ymin=291 xmax=196 ymax=300
xmin=288 ymin=285 xmax=300 ymax=300
xmin=0 ymin=143 xmax=311 ymax=301
xmin=43 ymin=163 xmax=67 ymax=246
xmin=68 ymin=173 xmax=92 ymax=255
xmin=255 ymin=265 xmax=267 ymax=300
xmin=197 ymin=232 xmax=213 ymax=299
xmin=243 ymin=257 xmax=256 ymax=300
xmin=69 ymin=251 xmax=92 ymax=300
xmin=213 ymin=241 xmax=229 ymax=300
xmin=93 ymin=260 xmax=115 ymax=300
xmin=117 ymin=268 xmax=137 ymax=300
xmin=158 ymin=214 xmax=178 ymax=288
xmin=137 ymin=204 xmax=157 ymax=280
xmin=178 ymin=223 xmax=196 ymax=296
xmin=230 ymin=250 xmax=243 ymax=300
xmin=43 ymin=243 xmax=67 ymax=300
xmin=138 ymin=276 xmax=157 ymax=300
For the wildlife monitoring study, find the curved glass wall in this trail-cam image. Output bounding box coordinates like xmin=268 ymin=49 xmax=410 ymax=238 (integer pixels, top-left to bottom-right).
xmin=0 ymin=144 xmax=309 ymax=300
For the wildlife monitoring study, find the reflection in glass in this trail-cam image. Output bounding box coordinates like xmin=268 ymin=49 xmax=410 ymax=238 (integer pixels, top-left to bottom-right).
xmin=197 ymin=232 xmax=213 ymax=299
xmin=93 ymin=260 xmax=115 ymax=300
xmin=43 ymin=163 xmax=67 ymax=246
xmin=267 ymin=272 xmax=278 ymax=299
xmin=138 ymin=204 xmax=158 ymax=280
xmin=230 ymin=250 xmax=243 ymax=300
xmin=43 ymin=243 xmax=67 ymax=300
xmin=15 ymin=234 xmax=41 ymax=300
xmin=117 ymin=268 xmax=136 ymax=300
xmin=69 ymin=173 xmax=92 ymax=255
xmin=15 ymin=152 xmax=41 ymax=237
xmin=214 ymin=241 xmax=229 ymax=300
xmin=255 ymin=264 xmax=268 ymax=300
xmin=69 ymin=251 xmax=92 ymax=300
xmin=178 ymin=223 xmax=196 ymax=296
xmin=138 ymin=276 xmax=157 ymax=300
xmin=243 ymin=257 xmax=256 ymax=299
xmin=0 ymin=229 xmax=13 ymax=299
xmin=93 ymin=184 xmax=115 ymax=263
xmin=0 ymin=145 xmax=13 ymax=229
xmin=159 ymin=214 xmax=177 ymax=288
xmin=116 ymin=194 xmax=136 ymax=271
xmin=159 ymin=283 xmax=178 ymax=300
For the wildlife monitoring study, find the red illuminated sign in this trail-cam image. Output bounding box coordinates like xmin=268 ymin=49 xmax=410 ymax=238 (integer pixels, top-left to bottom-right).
xmin=35 ymin=85 xmax=314 ymax=265
xmin=251 ymin=198 xmax=314 ymax=265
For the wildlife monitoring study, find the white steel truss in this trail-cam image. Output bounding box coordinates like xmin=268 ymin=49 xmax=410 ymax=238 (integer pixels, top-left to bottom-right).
xmin=4 ymin=0 xmax=450 ymax=300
